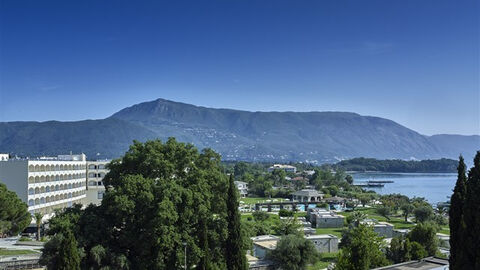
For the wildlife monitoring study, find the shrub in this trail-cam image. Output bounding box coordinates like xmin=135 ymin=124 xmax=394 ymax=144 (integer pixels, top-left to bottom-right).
xmin=278 ymin=209 xmax=294 ymax=217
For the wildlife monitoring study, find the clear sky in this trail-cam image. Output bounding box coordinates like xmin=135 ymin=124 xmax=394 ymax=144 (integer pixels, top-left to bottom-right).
xmin=0 ymin=0 xmax=478 ymax=135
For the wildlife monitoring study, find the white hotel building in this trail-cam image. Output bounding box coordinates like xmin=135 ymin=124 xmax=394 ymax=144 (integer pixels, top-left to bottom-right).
xmin=0 ymin=154 xmax=87 ymax=220
xmin=86 ymin=160 xmax=109 ymax=205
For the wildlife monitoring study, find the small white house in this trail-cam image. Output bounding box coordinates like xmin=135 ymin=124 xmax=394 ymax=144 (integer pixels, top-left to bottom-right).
xmin=268 ymin=164 xmax=297 ymax=173
xmin=308 ymin=208 xmax=345 ymax=228
xmin=305 ymin=234 xmax=339 ymax=253
xmin=234 ymin=181 xmax=248 ymax=198
xmin=362 ymin=220 xmax=394 ymax=238
xmin=292 ymin=189 xmax=324 ymax=202
xmin=251 ymin=235 xmax=280 ymax=259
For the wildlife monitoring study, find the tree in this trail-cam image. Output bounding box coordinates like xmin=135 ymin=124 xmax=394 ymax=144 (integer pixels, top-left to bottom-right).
xmin=462 ymin=151 xmax=480 ymax=268
xmin=274 ymin=217 xmax=301 ymax=236
xmin=407 ymin=223 xmax=438 ymax=256
xmin=345 ymin=175 xmax=354 ymax=185
xmin=234 ymin=162 xmax=249 ymax=179
xmin=41 ymin=230 xmax=81 ymax=270
xmin=413 ymin=205 xmax=434 ymax=223
xmin=226 ymin=174 xmax=247 ymax=270
xmin=387 ymin=236 xmax=411 ymax=263
xmin=41 ymin=139 xmax=233 ymax=269
xmin=57 ymin=230 xmax=81 ymax=270
xmin=400 ymin=203 xmax=414 ymax=222
xmin=34 ymin=212 xmax=43 ymax=241
xmin=376 ymin=205 xmax=392 ymax=221
xmin=409 ymin=241 xmax=428 ymax=260
xmin=0 ymin=182 xmax=31 ymax=236
xmin=358 ymin=195 xmax=370 ymax=207
xmin=335 ymin=223 xmax=388 ymax=270
xmin=267 ymin=234 xmax=318 ymax=270
xmin=387 ymin=236 xmax=428 ymax=263
xmin=278 ymin=209 xmax=294 ymax=217
xmin=252 ymin=211 xmax=270 ymax=222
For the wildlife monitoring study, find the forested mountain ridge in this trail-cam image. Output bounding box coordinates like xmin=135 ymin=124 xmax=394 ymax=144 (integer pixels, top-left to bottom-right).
xmin=0 ymin=98 xmax=478 ymax=162
xmin=332 ymin=157 xmax=459 ymax=172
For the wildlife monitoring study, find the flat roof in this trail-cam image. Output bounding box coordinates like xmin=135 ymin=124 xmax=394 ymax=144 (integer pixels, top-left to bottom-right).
xmin=254 ymin=240 xmax=278 ymax=250
xmin=251 ymin=235 xmax=279 ymax=242
xmin=305 ymin=234 xmax=338 ymax=240
xmin=372 ymin=257 xmax=449 ymax=270
xmin=246 ymin=254 xmax=259 ymax=262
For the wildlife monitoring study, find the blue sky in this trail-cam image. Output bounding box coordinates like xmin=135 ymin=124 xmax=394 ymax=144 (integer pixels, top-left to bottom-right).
xmin=0 ymin=0 xmax=478 ymax=135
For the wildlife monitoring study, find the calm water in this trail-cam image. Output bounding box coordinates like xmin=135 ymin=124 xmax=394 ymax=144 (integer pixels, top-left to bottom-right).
xmin=352 ymin=172 xmax=457 ymax=204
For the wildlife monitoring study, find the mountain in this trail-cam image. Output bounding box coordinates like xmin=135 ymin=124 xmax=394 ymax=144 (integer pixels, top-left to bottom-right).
xmin=1 ymin=98 xmax=478 ymax=162
xmin=0 ymin=118 xmax=157 ymax=159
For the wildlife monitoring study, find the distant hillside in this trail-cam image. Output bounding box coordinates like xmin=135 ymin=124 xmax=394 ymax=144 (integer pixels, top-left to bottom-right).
xmin=0 ymin=118 xmax=157 ymax=159
xmin=333 ymin=157 xmax=459 ymax=173
xmin=0 ymin=98 xmax=478 ymax=162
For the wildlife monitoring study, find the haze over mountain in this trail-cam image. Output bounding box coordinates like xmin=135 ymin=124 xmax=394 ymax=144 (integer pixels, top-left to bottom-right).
xmin=0 ymin=98 xmax=478 ymax=163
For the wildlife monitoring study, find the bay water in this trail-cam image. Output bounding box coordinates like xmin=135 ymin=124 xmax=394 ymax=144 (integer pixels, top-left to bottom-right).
xmin=352 ymin=172 xmax=456 ymax=204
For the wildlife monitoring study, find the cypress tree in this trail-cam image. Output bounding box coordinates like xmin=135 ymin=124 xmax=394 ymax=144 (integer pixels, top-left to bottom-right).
xmin=197 ymin=216 xmax=210 ymax=270
xmin=463 ymin=151 xmax=480 ymax=268
xmin=57 ymin=230 xmax=80 ymax=270
xmin=449 ymin=156 xmax=467 ymax=269
xmin=225 ymin=174 xmax=247 ymax=270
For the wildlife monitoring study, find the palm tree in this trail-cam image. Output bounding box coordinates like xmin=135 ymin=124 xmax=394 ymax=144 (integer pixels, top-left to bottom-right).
xmin=33 ymin=212 xmax=43 ymax=241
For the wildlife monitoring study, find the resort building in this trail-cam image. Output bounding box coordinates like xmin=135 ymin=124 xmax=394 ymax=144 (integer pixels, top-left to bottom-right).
xmin=305 ymin=234 xmax=339 ymax=253
xmin=361 ymin=220 xmax=394 ymax=238
xmin=234 ymin=180 xmax=248 ymax=198
xmin=251 ymin=235 xmax=280 ymax=259
xmin=308 ymin=208 xmax=345 ymax=228
xmin=372 ymin=257 xmax=449 ymax=270
xmin=86 ymin=160 xmax=110 ymax=205
xmin=267 ymin=164 xmax=296 ymax=173
xmin=292 ymin=189 xmax=324 ymax=202
xmin=0 ymin=154 xmax=87 ymax=221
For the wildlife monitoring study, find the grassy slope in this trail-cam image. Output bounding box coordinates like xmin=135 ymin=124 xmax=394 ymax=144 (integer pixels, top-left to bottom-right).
xmin=0 ymin=249 xmax=39 ymax=255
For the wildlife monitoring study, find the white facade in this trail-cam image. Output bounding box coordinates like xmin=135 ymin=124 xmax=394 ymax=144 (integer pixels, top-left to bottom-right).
xmin=267 ymin=164 xmax=297 ymax=173
xmin=86 ymin=160 xmax=110 ymax=205
xmin=0 ymin=154 xmax=87 ymax=221
xmin=234 ymin=180 xmax=248 ymax=198
xmin=251 ymin=235 xmax=280 ymax=259
xmin=305 ymin=234 xmax=339 ymax=253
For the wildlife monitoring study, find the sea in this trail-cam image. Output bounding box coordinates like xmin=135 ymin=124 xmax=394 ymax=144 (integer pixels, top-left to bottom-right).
xmin=352 ymin=172 xmax=457 ymax=205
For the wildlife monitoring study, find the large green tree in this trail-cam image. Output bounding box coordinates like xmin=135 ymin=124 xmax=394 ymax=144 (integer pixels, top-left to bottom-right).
xmin=413 ymin=205 xmax=434 ymax=223
xmin=225 ymin=174 xmax=247 ymax=270
xmin=267 ymin=234 xmax=319 ymax=270
xmin=462 ymin=151 xmax=480 ymax=268
xmin=335 ymin=224 xmax=388 ymax=270
xmin=41 ymin=138 xmax=232 ymax=270
xmin=0 ymin=182 xmax=31 ymax=236
xmin=406 ymin=223 xmax=438 ymax=256
xmin=40 ymin=230 xmax=81 ymax=270
xmin=449 ymin=156 xmax=468 ymax=269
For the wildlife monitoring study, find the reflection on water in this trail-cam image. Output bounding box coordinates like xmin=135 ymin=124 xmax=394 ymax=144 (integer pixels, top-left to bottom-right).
xmin=352 ymin=172 xmax=456 ymax=204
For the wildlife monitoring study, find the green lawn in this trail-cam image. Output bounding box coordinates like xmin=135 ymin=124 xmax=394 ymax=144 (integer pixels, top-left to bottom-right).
xmin=0 ymin=248 xmax=39 ymax=256
xmin=315 ymin=227 xmax=344 ymax=238
xmin=307 ymin=252 xmax=338 ymax=269
xmin=439 ymin=227 xmax=450 ymax=235
xmin=338 ymin=208 xmax=417 ymax=230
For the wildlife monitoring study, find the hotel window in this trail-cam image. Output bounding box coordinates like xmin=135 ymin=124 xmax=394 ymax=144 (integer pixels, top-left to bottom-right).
xmin=97 ymin=191 xmax=104 ymax=199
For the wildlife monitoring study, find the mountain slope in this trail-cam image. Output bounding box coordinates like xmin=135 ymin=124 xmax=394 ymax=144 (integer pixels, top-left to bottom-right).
xmin=0 ymin=98 xmax=478 ymax=162
xmin=109 ymin=98 xmax=478 ymax=162
xmin=0 ymin=118 xmax=157 ymax=159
